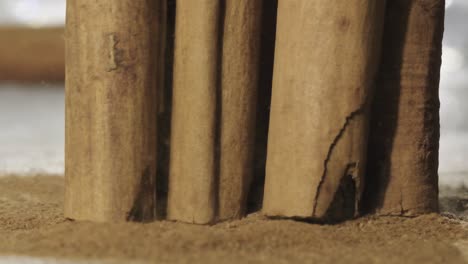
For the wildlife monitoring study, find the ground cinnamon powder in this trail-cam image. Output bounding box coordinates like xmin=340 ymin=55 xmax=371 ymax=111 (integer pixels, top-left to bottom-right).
xmin=0 ymin=176 xmax=467 ymax=263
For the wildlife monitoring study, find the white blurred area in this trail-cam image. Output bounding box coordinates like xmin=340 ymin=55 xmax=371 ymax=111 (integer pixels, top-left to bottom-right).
xmin=0 ymin=0 xmax=65 ymax=27
xmin=0 ymin=0 xmax=467 ymax=187
xmin=0 ymin=85 xmax=64 ymax=174
xmin=0 ymin=0 xmax=65 ymax=174
xmin=439 ymin=0 xmax=468 ymax=186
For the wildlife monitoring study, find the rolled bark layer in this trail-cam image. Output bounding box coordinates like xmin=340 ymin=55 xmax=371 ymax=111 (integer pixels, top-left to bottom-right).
xmin=168 ymin=0 xmax=262 ymax=224
xmin=263 ymin=1 xmax=386 ymax=221
xmin=65 ymin=0 xmax=166 ymax=222
xmin=218 ymin=0 xmax=263 ymax=221
xmin=364 ymin=0 xmax=444 ymax=215
xmin=168 ymin=0 xmax=220 ymax=225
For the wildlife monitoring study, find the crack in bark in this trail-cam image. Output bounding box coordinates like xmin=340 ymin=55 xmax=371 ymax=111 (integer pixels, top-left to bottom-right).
xmin=312 ymin=101 xmax=367 ymax=217
xmin=345 ymin=162 xmax=360 ymax=216
xmin=398 ymin=187 xmax=410 ymax=215
xmin=106 ymin=33 xmax=123 ymax=72
xmin=399 ymin=188 xmax=404 ymax=215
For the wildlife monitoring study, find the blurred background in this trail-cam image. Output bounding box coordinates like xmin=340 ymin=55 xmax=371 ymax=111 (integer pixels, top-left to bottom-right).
xmin=439 ymin=0 xmax=468 ymax=188
xmin=0 ymin=0 xmax=64 ymax=174
xmin=0 ymin=0 xmax=466 ymax=188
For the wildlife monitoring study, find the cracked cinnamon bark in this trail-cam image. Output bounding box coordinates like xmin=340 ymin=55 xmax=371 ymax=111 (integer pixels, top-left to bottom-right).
xmin=263 ymin=0 xmax=386 ymax=222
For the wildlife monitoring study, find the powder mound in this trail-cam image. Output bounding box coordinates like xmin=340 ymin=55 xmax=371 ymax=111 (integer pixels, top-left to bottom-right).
xmin=0 ymin=175 xmax=467 ymax=264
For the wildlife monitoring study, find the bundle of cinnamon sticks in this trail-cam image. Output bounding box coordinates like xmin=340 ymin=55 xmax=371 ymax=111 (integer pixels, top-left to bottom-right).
xmin=65 ymin=0 xmax=445 ymax=224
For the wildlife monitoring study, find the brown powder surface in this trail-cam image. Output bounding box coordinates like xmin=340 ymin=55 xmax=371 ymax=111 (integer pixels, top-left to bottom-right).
xmin=1 ymin=175 xmax=467 ymax=264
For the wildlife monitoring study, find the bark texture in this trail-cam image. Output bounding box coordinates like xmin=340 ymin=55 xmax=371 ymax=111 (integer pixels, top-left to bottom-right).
xmin=263 ymin=0 xmax=386 ymax=222
xmin=218 ymin=0 xmax=263 ymax=221
xmin=65 ymin=0 xmax=166 ymax=222
xmin=364 ymin=0 xmax=444 ymax=215
xmin=168 ymin=0 xmax=262 ymax=224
